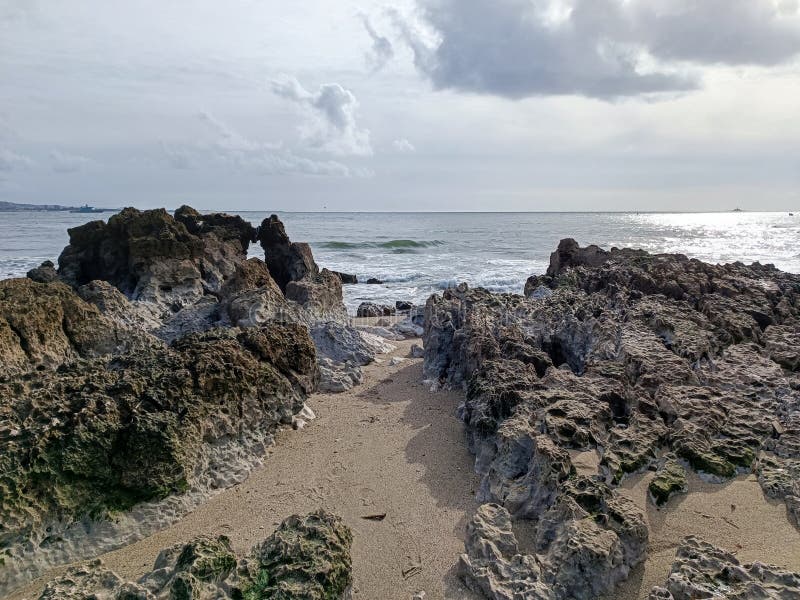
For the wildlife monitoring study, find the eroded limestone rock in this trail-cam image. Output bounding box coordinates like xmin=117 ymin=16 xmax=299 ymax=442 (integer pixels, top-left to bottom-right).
xmin=649 ymin=536 xmax=800 ymax=599
xmin=429 ymin=240 xmax=800 ymax=599
xmin=38 ymin=511 xmax=353 ymax=600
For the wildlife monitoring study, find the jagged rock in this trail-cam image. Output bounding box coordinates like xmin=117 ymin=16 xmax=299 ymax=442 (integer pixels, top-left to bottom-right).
xmin=391 ymin=318 xmax=424 ymax=339
xmin=0 ymin=323 xmax=316 ymax=592
xmin=258 ymin=214 xmax=317 ymax=292
xmin=649 ymin=536 xmax=800 ymax=599
xmin=458 ymin=504 xmax=550 ymax=600
xmin=37 ymin=511 xmax=353 ymax=600
xmin=0 ymin=278 xmax=140 ymax=377
xmin=286 ymin=268 xmax=348 ymax=323
xmin=310 ymin=322 xmax=394 ymax=392
xmin=249 ymin=510 xmax=353 ymax=599
xmin=410 ymin=344 xmax=425 ymax=358
xmin=534 ymin=477 xmax=648 ymax=599
xmin=318 ymin=357 xmax=363 ymax=393
xmin=648 ymin=456 xmax=688 ymax=506
xmin=356 ymin=301 xmax=396 ymax=318
xmin=425 ymin=240 xmax=800 ymax=598
xmin=26 ymin=260 xmax=58 ymax=283
xmin=57 ymin=207 xmax=253 ymax=309
xmin=396 ymin=300 xmax=414 ymax=311
xmin=332 ymin=271 xmax=358 ymax=284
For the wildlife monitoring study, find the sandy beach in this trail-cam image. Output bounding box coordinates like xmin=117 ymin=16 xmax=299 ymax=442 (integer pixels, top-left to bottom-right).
xmin=7 ymin=339 xmax=483 ymax=600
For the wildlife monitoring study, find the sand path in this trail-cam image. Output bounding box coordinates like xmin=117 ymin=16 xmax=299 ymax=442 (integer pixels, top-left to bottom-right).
xmin=9 ymin=339 xmax=482 ymax=600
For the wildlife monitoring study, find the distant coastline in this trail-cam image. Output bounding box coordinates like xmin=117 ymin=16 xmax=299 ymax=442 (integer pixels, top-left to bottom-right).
xmin=0 ymin=201 xmax=110 ymax=213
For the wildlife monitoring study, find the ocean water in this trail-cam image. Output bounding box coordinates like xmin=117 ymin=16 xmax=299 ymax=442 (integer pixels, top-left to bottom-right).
xmin=1 ymin=210 xmax=799 ymax=312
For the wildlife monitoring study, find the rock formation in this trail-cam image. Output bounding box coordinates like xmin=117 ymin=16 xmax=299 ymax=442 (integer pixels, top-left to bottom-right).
xmin=37 ymin=510 xmax=353 ymax=600
xmin=424 ymin=239 xmax=800 ymax=599
xmin=648 ymin=536 xmax=800 ymax=599
xmin=2 ymin=206 xmax=384 ymax=594
xmin=356 ymin=301 xmax=396 ymax=318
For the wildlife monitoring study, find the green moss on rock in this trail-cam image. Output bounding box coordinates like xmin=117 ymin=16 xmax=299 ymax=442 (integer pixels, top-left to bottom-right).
xmin=649 ymin=458 xmax=688 ymax=506
xmin=246 ymin=510 xmax=353 ymax=600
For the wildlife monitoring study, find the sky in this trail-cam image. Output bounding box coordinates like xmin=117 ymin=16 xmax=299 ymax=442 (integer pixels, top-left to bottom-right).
xmin=0 ymin=0 xmax=799 ymax=212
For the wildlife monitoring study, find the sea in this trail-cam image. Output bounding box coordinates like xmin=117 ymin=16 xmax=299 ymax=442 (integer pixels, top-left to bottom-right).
xmin=1 ymin=210 xmax=798 ymax=312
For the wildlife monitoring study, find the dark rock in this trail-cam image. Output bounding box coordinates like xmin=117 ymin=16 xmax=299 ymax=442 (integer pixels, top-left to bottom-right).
xmin=258 ymin=214 xmax=318 ymax=292
xmin=396 ymin=300 xmax=414 ymax=311
xmin=37 ymin=510 xmax=353 ymax=600
xmin=249 ymin=510 xmax=353 ymax=599
xmin=356 ymin=301 xmax=395 ymax=318
xmin=26 ymin=260 xmax=58 ymax=283
xmin=57 ymin=207 xmax=252 ymax=308
xmin=332 ymin=271 xmax=358 ymax=284
xmin=366 ymin=277 xmax=383 ymax=285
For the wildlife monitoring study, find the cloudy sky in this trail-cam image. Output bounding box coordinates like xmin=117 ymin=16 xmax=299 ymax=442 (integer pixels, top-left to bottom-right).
xmin=1 ymin=0 xmax=799 ymax=211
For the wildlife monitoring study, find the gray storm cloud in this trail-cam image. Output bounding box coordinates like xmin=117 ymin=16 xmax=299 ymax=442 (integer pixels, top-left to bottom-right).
xmin=400 ymin=0 xmax=800 ymax=99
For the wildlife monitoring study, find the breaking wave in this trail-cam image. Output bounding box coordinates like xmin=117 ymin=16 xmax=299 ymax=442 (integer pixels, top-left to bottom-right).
xmin=318 ymin=240 xmax=445 ymax=250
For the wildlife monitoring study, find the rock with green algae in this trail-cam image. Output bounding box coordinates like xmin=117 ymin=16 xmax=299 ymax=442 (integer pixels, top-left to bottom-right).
xmin=0 ymin=323 xmax=317 ymax=582
xmin=648 ymin=457 xmax=688 ymax=506
xmin=246 ymin=510 xmax=353 ymax=600
xmin=36 ymin=511 xmax=353 ymax=600
xmin=0 ymin=278 xmax=143 ymax=378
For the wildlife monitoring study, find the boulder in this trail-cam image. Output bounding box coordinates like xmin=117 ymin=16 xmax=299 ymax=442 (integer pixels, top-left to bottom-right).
xmin=332 ymin=271 xmax=358 ymax=284
xmin=458 ymin=504 xmax=549 ymax=600
xmin=258 ymin=214 xmax=318 ymax=292
xmin=37 ymin=510 xmax=353 ymax=600
xmin=26 ymin=260 xmax=58 ymax=283
xmin=356 ymin=301 xmax=395 ymax=318
xmin=648 ymin=456 xmax=688 ymax=506
xmin=366 ymin=277 xmax=383 ymax=285
xmin=0 ymin=278 xmax=141 ymax=378
xmin=57 ymin=207 xmax=253 ymax=309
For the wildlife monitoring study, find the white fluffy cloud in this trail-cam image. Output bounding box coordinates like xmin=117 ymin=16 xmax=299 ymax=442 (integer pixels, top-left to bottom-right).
xmin=196 ymin=111 xmax=366 ymax=177
xmin=398 ymin=0 xmax=800 ymax=99
xmin=271 ymin=76 xmax=373 ymax=156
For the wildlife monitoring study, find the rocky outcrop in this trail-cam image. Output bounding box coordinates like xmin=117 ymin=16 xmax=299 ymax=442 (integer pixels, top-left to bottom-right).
xmin=458 ymin=504 xmax=550 ymax=600
xmin=648 ymin=536 xmax=800 ymax=599
xmin=1 ymin=206 xmax=369 ymax=594
xmin=258 ymin=214 xmax=317 ymax=291
xmin=37 ymin=510 xmax=353 ymax=600
xmin=57 ymin=206 xmax=254 ymax=311
xmin=648 ymin=456 xmax=688 ymax=506
xmin=332 ymin=271 xmax=358 ymax=284
xmin=0 ymin=320 xmax=317 ymax=592
xmin=0 ymin=278 xmax=142 ymax=377
xmin=425 ymin=240 xmax=800 ymax=598
xmin=356 ymin=301 xmax=396 ymax=318
xmin=312 ymin=321 xmax=396 ymax=392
